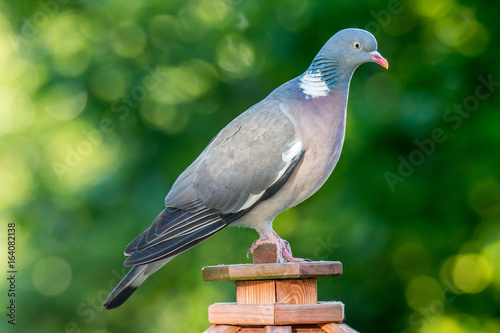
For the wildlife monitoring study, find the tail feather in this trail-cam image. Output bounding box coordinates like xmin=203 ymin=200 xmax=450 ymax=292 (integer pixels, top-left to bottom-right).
xmin=103 ymin=258 xmax=171 ymax=310
xmin=105 ymin=206 xmax=227 ymax=309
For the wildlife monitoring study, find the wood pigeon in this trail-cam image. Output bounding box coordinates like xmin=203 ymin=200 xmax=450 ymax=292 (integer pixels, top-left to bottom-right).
xmin=103 ymin=28 xmax=388 ymax=309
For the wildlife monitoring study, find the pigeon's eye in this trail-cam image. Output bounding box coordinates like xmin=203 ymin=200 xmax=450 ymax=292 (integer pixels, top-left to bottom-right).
xmin=352 ymin=42 xmax=362 ymax=50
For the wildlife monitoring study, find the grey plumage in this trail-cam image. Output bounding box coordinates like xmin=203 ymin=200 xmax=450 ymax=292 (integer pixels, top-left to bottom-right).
xmin=103 ymin=28 xmax=388 ymax=310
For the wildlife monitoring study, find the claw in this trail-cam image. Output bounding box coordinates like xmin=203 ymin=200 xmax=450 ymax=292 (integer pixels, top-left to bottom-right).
xmin=246 ymin=232 xmax=271 ymax=258
xmin=278 ymin=237 xmax=309 ymax=262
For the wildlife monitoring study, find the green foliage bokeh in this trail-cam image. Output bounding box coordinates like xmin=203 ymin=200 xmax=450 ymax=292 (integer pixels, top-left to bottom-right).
xmin=1 ymin=0 xmax=499 ymax=332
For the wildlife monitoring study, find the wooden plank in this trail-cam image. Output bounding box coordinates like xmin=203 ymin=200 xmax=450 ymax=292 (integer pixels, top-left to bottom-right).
xmin=239 ymin=328 xmax=265 ymax=333
xmin=253 ymin=243 xmax=278 ymax=264
xmin=208 ymin=302 xmax=344 ymax=326
xmin=204 ymin=325 xmax=242 ymax=333
xmin=320 ymin=323 xmax=359 ymax=333
xmin=237 ymin=280 xmax=276 ymax=305
xmin=276 ymin=279 xmax=317 ymax=305
xmin=274 ymin=302 xmax=344 ymax=325
xmin=202 ymin=262 xmax=342 ymax=282
xmin=265 ymin=326 xmax=292 ymax=333
xmin=209 ymin=303 xmax=275 ymax=326
xmin=240 ymin=325 xmax=323 ymax=333
xmin=203 ymin=265 xmax=231 ymax=281
xmin=292 ymin=325 xmax=325 ymax=332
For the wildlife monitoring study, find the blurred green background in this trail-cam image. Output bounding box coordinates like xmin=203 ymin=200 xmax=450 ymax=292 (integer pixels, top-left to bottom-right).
xmin=1 ymin=0 xmax=499 ymax=332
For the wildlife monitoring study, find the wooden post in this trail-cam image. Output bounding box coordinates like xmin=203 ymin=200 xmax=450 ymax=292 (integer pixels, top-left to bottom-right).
xmin=202 ymin=244 xmax=359 ymax=332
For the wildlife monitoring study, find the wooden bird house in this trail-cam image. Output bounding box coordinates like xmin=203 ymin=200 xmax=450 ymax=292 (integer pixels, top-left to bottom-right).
xmin=202 ymin=243 xmax=359 ymax=332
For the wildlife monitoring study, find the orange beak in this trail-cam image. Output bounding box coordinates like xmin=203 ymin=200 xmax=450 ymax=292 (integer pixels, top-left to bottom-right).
xmin=369 ymin=51 xmax=389 ymax=69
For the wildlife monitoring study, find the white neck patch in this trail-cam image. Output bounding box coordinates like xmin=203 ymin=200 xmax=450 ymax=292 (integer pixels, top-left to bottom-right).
xmin=299 ymin=72 xmax=330 ymax=98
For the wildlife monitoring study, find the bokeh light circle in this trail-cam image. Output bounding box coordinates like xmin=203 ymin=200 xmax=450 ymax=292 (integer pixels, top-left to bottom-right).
xmin=0 ymin=89 xmax=34 ymax=134
xmin=405 ymin=275 xmax=442 ymax=311
xmin=42 ymin=83 xmax=88 ymax=120
xmin=451 ymin=254 xmax=493 ymax=294
xmin=217 ymin=34 xmax=254 ymax=79
xmin=111 ymin=23 xmax=147 ymax=59
xmin=32 ymin=256 xmax=72 ymax=296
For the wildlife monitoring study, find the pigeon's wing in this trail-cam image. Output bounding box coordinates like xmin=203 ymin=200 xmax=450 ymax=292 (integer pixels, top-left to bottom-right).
xmin=173 ymin=99 xmax=303 ymax=215
xmin=124 ymin=207 xmax=226 ymax=265
xmin=124 ymin=99 xmax=304 ymax=266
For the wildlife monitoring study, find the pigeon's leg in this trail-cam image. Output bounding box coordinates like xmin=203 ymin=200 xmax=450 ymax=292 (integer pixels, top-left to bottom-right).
xmin=269 ymin=231 xmax=310 ymax=263
xmin=247 ymin=231 xmax=310 ymax=263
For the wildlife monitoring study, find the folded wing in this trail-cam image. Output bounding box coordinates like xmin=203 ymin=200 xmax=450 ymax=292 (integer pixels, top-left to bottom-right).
xmin=123 ymin=99 xmax=304 ymax=266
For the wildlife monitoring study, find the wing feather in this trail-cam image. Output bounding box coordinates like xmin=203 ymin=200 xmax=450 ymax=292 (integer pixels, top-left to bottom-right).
xmin=124 ymin=208 xmax=226 ymax=266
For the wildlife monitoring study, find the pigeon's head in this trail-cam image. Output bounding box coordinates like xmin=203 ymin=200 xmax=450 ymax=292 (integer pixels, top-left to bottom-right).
xmin=319 ymin=28 xmax=389 ymax=72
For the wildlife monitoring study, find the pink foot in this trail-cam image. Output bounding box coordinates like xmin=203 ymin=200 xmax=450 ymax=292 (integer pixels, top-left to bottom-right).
xmin=247 ymin=231 xmax=310 ymax=263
